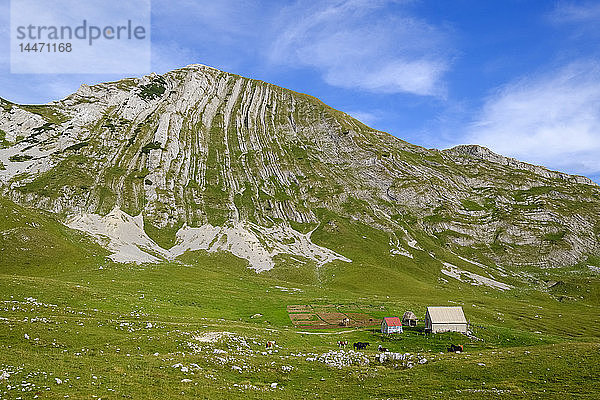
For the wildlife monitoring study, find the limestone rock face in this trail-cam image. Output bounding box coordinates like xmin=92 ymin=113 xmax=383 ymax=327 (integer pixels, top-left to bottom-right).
xmin=0 ymin=64 xmax=599 ymax=268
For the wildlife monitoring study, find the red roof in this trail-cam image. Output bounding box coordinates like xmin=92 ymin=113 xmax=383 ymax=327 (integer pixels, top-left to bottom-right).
xmin=383 ymin=317 xmax=402 ymax=327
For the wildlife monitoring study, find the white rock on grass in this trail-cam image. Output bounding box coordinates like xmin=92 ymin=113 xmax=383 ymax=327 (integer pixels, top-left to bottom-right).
xmin=66 ymin=208 xmax=351 ymax=271
xmin=441 ymin=262 xmax=512 ymax=291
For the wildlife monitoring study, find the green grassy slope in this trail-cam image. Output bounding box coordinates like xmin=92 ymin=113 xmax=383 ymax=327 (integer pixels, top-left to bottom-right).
xmin=0 ymin=196 xmax=108 ymax=275
xmin=1 ymin=198 xmax=598 ymax=398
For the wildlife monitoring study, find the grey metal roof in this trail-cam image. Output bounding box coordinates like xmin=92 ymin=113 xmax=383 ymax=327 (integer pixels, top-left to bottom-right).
xmin=402 ymin=311 xmax=417 ymax=320
xmin=427 ymin=306 xmax=467 ymax=324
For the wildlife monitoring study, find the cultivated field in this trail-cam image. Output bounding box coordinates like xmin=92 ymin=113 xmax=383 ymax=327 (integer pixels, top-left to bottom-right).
xmin=287 ymin=304 xmax=379 ymax=329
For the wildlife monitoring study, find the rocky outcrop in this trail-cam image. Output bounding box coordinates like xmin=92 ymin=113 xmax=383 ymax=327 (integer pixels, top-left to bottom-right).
xmin=445 ymin=145 xmax=594 ymax=185
xmin=0 ymin=64 xmax=599 ymax=269
xmin=66 ymin=207 xmax=350 ymax=271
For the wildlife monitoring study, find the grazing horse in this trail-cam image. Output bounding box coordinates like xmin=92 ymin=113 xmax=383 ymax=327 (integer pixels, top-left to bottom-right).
xmin=378 ymin=345 xmax=389 ymax=352
xmin=353 ymin=342 xmax=369 ymax=350
xmin=266 ymin=341 xmax=276 ymax=349
xmin=337 ymin=340 xmax=348 ymax=348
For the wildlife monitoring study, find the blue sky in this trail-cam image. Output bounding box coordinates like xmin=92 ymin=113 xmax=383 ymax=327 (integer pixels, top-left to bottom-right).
xmin=1 ymin=0 xmax=600 ymax=181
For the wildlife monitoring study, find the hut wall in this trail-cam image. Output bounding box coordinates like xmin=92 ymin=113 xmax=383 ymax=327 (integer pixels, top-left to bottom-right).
xmin=431 ymin=323 xmax=467 ymax=334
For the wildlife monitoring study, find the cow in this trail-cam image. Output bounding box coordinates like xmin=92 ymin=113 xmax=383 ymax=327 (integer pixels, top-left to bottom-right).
xmin=337 ymin=340 xmax=348 ymax=348
xmin=266 ymin=341 xmax=276 ymax=349
xmin=353 ymin=342 xmax=369 ymax=350
xmin=378 ymin=345 xmax=389 ymax=352
xmin=447 ymin=344 xmax=463 ymax=353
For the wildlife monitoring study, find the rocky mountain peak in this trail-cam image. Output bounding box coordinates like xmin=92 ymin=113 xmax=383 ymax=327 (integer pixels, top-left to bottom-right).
xmin=0 ymin=66 xmax=599 ymax=270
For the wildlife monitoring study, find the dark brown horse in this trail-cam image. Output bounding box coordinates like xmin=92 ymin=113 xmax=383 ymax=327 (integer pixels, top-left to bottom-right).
xmin=353 ymin=342 xmax=369 ymax=350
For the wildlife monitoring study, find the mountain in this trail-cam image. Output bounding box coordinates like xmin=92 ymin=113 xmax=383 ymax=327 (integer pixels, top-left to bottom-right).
xmin=1 ymin=64 xmax=599 ymax=275
xmin=1 ymin=64 xmax=600 ymax=399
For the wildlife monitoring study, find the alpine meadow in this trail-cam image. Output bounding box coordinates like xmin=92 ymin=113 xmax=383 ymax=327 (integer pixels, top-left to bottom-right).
xmin=0 ymin=64 xmax=599 ymax=399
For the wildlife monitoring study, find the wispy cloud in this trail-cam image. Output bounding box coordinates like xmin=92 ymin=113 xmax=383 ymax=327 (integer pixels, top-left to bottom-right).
xmin=547 ymin=1 xmax=600 ymax=24
xmin=152 ymin=0 xmax=266 ymax=38
xmin=269 ymin=0 xmax=452 ymax=96
xmin=150 ymin=0 xmax=272 ymax=73
xmin=151 ymin=41 xmax=203 ymax=74
xmin=1 ymin=0 xmax=453 ymax=102
xmin=346 ymin=110 xmax=380 ymax=126
xmin=546 ymin=1 xmax=600 ymax=41
xmin=463 ymin=61 xmax=600 ymax=176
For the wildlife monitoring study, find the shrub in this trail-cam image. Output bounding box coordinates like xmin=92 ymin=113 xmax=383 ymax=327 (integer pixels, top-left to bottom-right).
xmin=138 ymin=81 xmax=166 ymax=100
xmin=141 ymin=141 xmax=163 ymax=154
xmin=64 ymin=141 xmax=89 ymax=152
xmin=9 ymin=154 xmax=33 ymax=162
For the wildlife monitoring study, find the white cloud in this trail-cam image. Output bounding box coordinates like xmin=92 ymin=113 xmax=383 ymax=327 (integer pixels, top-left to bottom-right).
xmin=347 ymin=110 xmax=379 ymax=126
xmin=151 ymin=41 xmax=202 ymax=74
xmin=152 ymin=0 xmax=266 ymax=38
xmin=548 ymin=1 xmax=600 ymax=24
xmin=269 ymin=0 xmax=451 ymax=96
xmin=463 ymin=61 xmax=600 ymax=176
